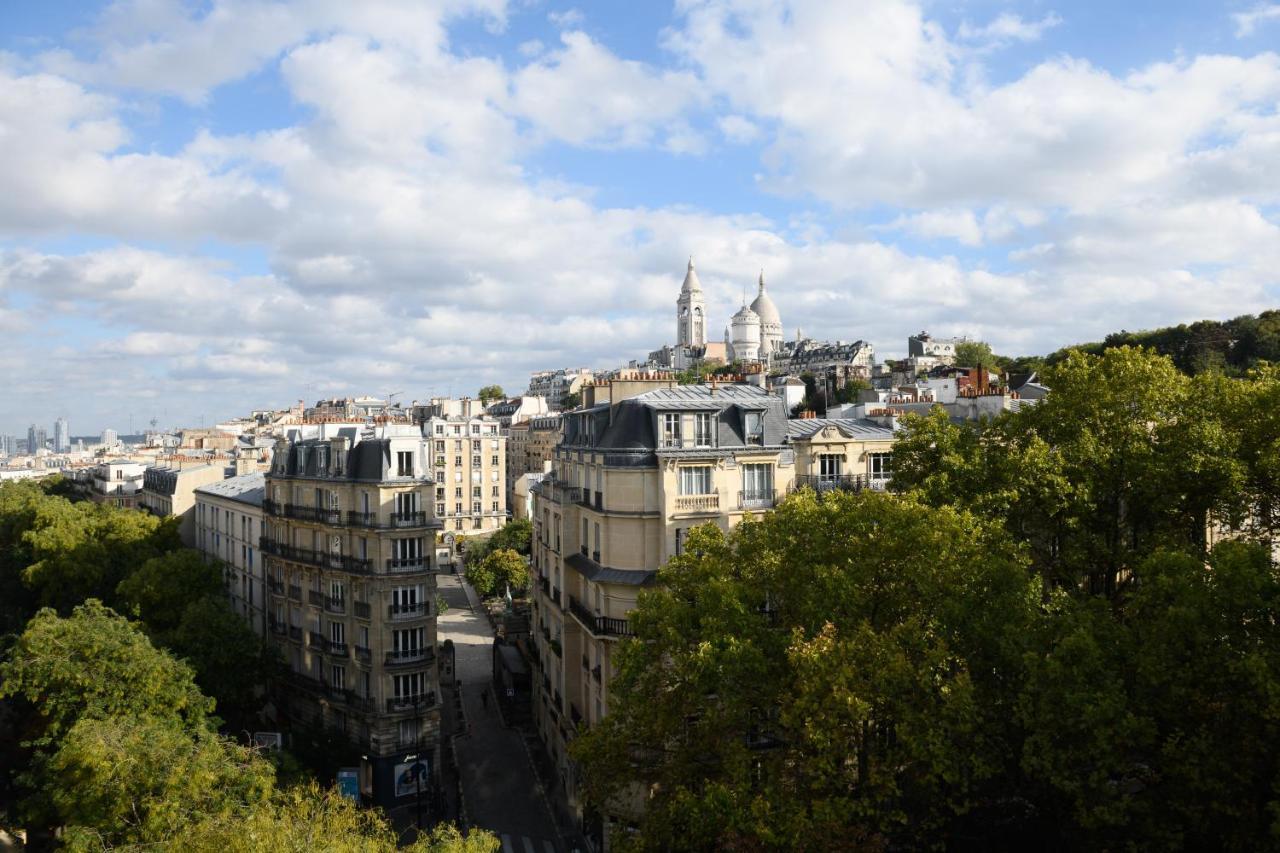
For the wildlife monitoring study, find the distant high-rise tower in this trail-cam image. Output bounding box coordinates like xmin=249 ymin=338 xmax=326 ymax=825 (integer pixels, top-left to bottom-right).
xmin=101 ymin=428 xmax=118 ymax=447
xmin=27 ymin=424 xmax=47 ymax=455
xmin=676 ymin=258 xmax=707 ymax=349
xmin=54 ymin=417 xmax=70 ymax=453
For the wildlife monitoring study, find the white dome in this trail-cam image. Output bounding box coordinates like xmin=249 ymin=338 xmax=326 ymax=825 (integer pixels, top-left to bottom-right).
xmin=749 ymin=271 xmax=781 ymax=327
xmin=731 ymin=303 xmax=760 ymax=326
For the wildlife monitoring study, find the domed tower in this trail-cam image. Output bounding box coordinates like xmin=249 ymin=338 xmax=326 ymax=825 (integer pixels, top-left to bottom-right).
xmin=677 ymin=257 xmax=707 ymax=348
xmin=729 ymin=301 xmax=761 ymax=362
xmin=750 ymin=269 xmax=783 ymax=358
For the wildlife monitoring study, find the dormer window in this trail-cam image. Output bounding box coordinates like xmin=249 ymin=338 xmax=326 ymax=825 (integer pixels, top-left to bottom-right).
xmin=744 ymin=411 xmax=764 ymax=446
xmin=694 ymin=412 xmax=714 ymax=448
xmin=661 ymin=413 xmax=681 ymax=448
xmin=396 ymin=451 xmax=414 ymax=477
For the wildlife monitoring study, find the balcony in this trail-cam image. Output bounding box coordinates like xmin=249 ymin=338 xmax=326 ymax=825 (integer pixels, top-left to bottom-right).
xmin=261 ymin=539 xmax=375 ymax=575
xmin=385 ymin=647 xmax=436 ymax=667
xmin=328 ymin=641 xmax=349 ymax=657
xmin=353 ymin=601 xmax=371 ymax=620
xmin=346 ymin=510 xmax=440 ymax=530
xmin=325 ymin=596 xmax=346 ymax=614
xmin=674 ymin=494 xmax=720 ymax=513
xmin=307 ymin=590 xmax=325 ymax=607
xmin=568 ymin=594 xmax=633 ymax=638
xmin=308 ymin=631 xmax=328 ymax=651
xmin=389 ymin=601 xmax=428 ymax=619
xmin=387 ymin=556 xmax=429 ymax=573
xmin=386 ymin=693 xmax=436 ymax=713
xmin=265 ymin=500 xmax=342 ymax=525
xmin=790 ymin=474 xmax=887 ymax=494
xmin=267 ymin=578 xmax=285 ymax=595
xmin=738 ymin=490 xmax=777 ymax=511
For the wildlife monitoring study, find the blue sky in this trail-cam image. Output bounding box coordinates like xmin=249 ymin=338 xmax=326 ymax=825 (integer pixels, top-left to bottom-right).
xmin=1 ymin=0 xmax=1279 ymax=435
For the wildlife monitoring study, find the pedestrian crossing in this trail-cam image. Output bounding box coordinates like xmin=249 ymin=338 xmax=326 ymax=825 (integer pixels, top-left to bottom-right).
xmin=499 ymin=834 xmax=558 ymax=853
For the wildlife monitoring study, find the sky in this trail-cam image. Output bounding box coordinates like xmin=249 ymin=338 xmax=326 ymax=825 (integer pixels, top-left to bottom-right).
xmin=2 ymin=0 xmax=1279 ymax=436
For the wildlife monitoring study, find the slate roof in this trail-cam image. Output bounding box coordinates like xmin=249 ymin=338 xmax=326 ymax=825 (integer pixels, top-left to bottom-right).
xmin=785 ymin=418 xmax=896 ymax=441
xmin=195 ymin=472 xmax=265 ymax=507
xmin=566 ymin=552 xmax=657 ymax=586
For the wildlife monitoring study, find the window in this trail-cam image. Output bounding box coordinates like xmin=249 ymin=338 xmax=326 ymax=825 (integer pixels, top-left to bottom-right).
xmin=472 ymin=501 xmax=482 ymax=514
xmin=491 ymin=455 xmax=499 ymax=466
xmin=393 ymin=627 xmax=425 ymax=653
xmin=472 ymin=486 xmax=481 ymax=497
xmin=660 ymin=413 xmax=681 ymax=448
xmin=395 ymin=492 xmax=419 ymax=515
xmin=472 ymin=456 xmax=482 ymax=467
xmin=399 ymin=718 xmax=419 ymax=747
xmin=472 ymin=439 xmax=481 ymax=451
xmin=742 ymin=464 xmax=773 ymax=505
xmin=744 ymin=411 xmax=764 ymax=445
xmin=819 ymin=454 xmax=843 ymax=480
xmin=492 ymin=501 xmax=499 ymax=512
xmin=491 ymin=486 xmax=499 ymax=497
xmin=329 ymin=580 xmax=345 ymax=603
xmin=396 ymin=451 xmax=414 ymax=477
xmin=678 ymin=466 xmax=713 ymax=495
xmin=393 ymin=672 xmax=427 ymax=700
xmin=675 ymin=527 xmax=686 ymax=555
xmin=455 ymin=456 xmax=463 ymax=467
xmin=869 ymin=452 xmax=892 ymax=480
xmin=436 ymin=503 xmax=445 ymax=516
xmin=455 ymin=502 xmax=462 ymax=515
xmin=434 ymin=440 xmax=444 ymax=452
xmin=694 ymin=412 xmax=714 ymax=447
xmin=393 ymin=538 xmax=422 ymax=561
xmin=329 ymin=621 xmax=345 ymax=646
xmin=472 ymin=518 xmax=482 ymax=529
xmin=331 ymin=665 xmax=345 ymax=690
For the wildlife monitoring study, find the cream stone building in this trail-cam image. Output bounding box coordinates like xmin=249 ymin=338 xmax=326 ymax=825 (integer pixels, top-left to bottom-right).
xmin=416 ymin=399 xmax=508 ymax=536
xmin=195 ymin=472 xmax=267 ymax=635
xmin=527 ymin=375 xmax=895 ymax=848
xmin=506 ymin=414 xmax=562 ymax=508
xmin=263 ymin=423 xmax=443 ymax=809
xmin=140 ymin=460 xmax=228 ymax=545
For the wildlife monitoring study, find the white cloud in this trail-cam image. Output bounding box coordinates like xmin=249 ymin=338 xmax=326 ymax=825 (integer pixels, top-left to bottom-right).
xmin=884 ymin=209 xmax=984 ymax=246
xmin=1233 ymin=4 xmax=1280 ymax=37
xmin=718 ymin=114 xmax=760 ymax=144
xmin=957 ymin=12 xmax=1062 ymax=48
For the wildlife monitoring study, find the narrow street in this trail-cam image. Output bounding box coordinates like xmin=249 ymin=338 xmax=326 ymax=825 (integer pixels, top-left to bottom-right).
xmin=436 ymin=573 xmax=565 ymax=853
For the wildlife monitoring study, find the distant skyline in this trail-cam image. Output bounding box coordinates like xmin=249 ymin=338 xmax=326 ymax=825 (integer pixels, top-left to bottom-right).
xmin=2 ymin=0 xmax=1279 ymax=434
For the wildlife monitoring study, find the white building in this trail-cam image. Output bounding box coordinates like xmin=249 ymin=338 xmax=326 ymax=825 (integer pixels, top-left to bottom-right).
xmin=527 ymin=368 xmax=595 ymax=411
xmin=89 ymin=459 xmax=146 ymax=508
xmin=195 ymin=473 xmax=267 ymax=635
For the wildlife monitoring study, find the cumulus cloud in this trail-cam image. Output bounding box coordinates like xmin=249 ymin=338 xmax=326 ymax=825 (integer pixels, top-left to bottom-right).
xmin=1233 ymin=4 xmax=1280 ymax=37
xmin=0 ymin=0 xmax=1276 ymax=432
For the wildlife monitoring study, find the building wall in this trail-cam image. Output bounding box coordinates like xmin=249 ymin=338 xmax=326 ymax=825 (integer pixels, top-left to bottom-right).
xmin=424 ymin=415 xmax=507 ymax=536
xmin=195 ymin=493 xmax=266 ymax=635
xmin=263 ymin=432 xmax=443 ymax=809
xmin=140 ymin=463 xmax=227 ymax=546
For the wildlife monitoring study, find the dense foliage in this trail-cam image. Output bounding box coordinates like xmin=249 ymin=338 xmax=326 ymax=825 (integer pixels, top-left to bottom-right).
xmin=576 ymin=347 xmax=1280 ymax=850
xmin=463 ymin=518 xmax=533 ymax=598
xmin=0 ymin=483 xmax=496 ymax=849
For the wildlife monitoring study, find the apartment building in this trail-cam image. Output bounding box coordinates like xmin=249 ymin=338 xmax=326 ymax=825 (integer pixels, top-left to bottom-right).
xmin=417 ymin=399 xmax=507 ymax=536
xmin=506 ymin=414 xmax=562 ymax=508
xmin=528 ymin=377 xmax=895 ymax=849
xmin=527 ymin=368 xmax=594 ymax=411
xmin=139 ymin=460 xmax=227 ymax=546
xmin=195 ymin=473 xmax=266 ymax=635
xmin=87 ymin=459 xmax=145 ymax=508
xmin=263 ymin=424 xmax=442 ymax=809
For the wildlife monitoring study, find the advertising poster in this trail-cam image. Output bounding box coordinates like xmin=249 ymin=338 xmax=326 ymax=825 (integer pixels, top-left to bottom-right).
xmin=335 ymin=768 xmax=359 ymax=801
xmin=394 ymin=758 xmax=430 ymax=798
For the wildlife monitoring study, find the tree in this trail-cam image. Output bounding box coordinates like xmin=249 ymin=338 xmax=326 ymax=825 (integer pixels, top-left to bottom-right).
xmin=175 ymin=783 xmax=500 ymax=852
xmin=465 ymin=548 xmax=527 ymax=598
xmin=49 ymin=716 xmax=274 ymax=850
xmin=573 ymin=490 xmax=1038 ymax=849
xmin=954 ymin=340 xmax=996 ymax=368
xmin=487 ymin=517 xmax=532 ymax=556
xmin=559 ymin=391 xmax=582 ymax=410
xmin=116 ymin=549 xmax=223 ymax=633
xmin=477 ymin=385 xmax=505 ymax=405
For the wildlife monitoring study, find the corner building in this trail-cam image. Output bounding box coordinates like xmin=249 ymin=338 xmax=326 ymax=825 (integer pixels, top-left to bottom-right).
xmin=264 ymin=424 xmax=443 ymax=809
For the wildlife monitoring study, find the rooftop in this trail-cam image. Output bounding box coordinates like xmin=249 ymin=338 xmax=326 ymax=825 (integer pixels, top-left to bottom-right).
xmin=195 ymin=472 xmax=265 ymax=507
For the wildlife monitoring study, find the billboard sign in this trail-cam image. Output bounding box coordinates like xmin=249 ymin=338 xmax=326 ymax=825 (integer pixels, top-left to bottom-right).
xmin=336 ymin=768 xmax=360 ymax=801
xmin=394 ymin=757 xmax=430 ymax=798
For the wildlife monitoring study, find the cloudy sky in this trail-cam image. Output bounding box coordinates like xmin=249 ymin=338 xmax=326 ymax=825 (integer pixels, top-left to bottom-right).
xmin=3 ymin=0 xmax=1279 ymax=435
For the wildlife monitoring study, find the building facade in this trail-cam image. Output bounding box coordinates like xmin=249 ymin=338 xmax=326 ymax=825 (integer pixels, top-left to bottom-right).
xmin=527 ymin=377 xmax=895 ymax=848
xmin=506 ymin=414 xmax=562 ymax=508
xmin=195 ymin=473 xmax=267 ymax=635
xmin=263 ymin=424 xmax=443 ymax=809
xmin=88 ymin=459 xmax=146 ymax=508
xmin=418 ymin=402 xmax=507 ymax=536
xmin=54 ymin=417 xmax=70 ymax=453
xmin=527 ymin=369 xmax=595 ymax=411
xmin=139 ymin=461 xmax=227 ymax=546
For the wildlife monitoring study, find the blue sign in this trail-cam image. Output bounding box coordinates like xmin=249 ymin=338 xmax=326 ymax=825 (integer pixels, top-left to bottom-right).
xmin=336 ymin=768 xmax=360 ymax=801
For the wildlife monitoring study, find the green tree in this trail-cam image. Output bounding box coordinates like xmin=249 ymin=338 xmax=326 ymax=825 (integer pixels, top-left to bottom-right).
xmin=574 ymin=490 xmax=1038 ymax=849
xmin=50 ymin=716 xmax=274 ymax=850
xmin=954 ymin=340 xmax=996 ymax=368
xmin=487 ymin=517 xmax=532 ymax=556
xmin=559 ymin=390 xmax=582 ymax=410
xmin=463 ymin=557 xmax=496 ymax=599
xmin=116 ymin=548 xmax=223 ymax=633
xmin=484 ymin=548 xmax=528 ymax=595
xmin=176 ymin=783 xmax=500 ymax=852
xmin=477 ymin=385 xmax=505 ymax=404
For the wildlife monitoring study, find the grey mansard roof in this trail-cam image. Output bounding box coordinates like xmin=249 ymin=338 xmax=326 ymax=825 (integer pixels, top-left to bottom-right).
xmin=272 ymin=434 xmax=430 ymax=482
xmin=195 ymin=472 xmax=265 ymax=507
xmin=786 ymin=418 xmax=896 ymax=441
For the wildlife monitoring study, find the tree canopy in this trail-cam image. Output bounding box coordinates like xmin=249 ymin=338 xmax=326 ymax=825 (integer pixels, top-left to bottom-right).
xmin=477 ymin=385 xmax=505 ymax=404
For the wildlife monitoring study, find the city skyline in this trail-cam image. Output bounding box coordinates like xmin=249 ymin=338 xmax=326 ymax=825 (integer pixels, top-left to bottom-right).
xmin=2 ymin=0 xmax=1279 ymax=434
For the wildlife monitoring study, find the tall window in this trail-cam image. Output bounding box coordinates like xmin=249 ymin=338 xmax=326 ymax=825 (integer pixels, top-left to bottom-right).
xmin=743 ymin=411 xmax=764 ymax=445
xmin=661 ymin=413 xmax=682 ymax=448
xmin=393 ymin=627 xmax=425 ymax=653
xmin=819 ymin=454 xmax=843 ymax=480
xmin=869 ymin=452 xmax=892 ymax=480
xmin=694 ymin=412 xmax=714 ymax=447
xmin=396 ymin=451 xmax=414 ymax=477
xmin=679 ymin=466 xmax=713 ymax=496
xmin=331 ymin=664 xmax=345 ymax=690
xmin=399 ymin=718 xmax=419 ymax=747
xmin=329 ymin=621 xmax=345 ymax=646
xmin=394 ymin=672 xmax=427 ymax=700
xmin=742 ymin=464 xmax=773 ymax=501
xmin=393 ymin=538 xmax=422 ymax=561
